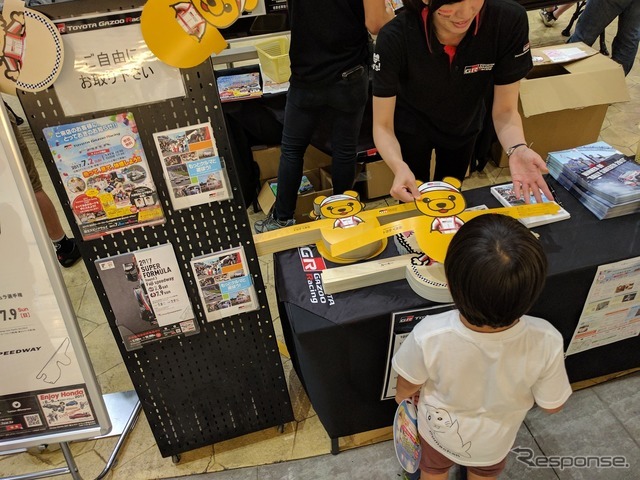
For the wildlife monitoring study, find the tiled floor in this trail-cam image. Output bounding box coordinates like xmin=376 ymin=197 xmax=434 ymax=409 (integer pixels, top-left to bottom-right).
xmin=2 ymin=9 xmax=640 ymax=480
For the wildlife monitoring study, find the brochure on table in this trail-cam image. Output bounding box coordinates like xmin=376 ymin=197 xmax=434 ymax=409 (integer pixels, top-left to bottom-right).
xmin=96 ymin=243 xmax=198 ymax=351
xmin=43 ymin=112 xmax=166 ymax=240
xmin=490 ymin=183 xmax=570 ymax=228
xmin=152 ymin=122 xmax=232 ymax=210
xmin=566 ymin=256 xmax=640 ymax=356
xmin=0 ymin=132 xmax=106 ymax=445
xmin=381 ymin=304 xmax=455 ymax=401
xmin=52 ymin=8 xmax=186 ymax=116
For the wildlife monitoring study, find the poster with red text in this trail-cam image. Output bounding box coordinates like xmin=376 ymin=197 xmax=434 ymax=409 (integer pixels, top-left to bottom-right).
xmin=43 ymin=112 xmax=165 ymax=240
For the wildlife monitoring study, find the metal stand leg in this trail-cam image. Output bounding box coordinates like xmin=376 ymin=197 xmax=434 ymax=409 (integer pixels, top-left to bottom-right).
xmin=330 ymin=437 xmax=340 ymax=455
xmin=60 ymin=443 xmax=82 ymax=480
xmin=1 ymin=443 xmax=81 ymax=480
xmin=93 ymin=393 xmax=142 ymax=480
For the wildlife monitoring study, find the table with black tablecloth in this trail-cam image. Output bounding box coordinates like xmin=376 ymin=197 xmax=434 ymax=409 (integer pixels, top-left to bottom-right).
xmin=274 ymin=179 xmax=640 ymax=453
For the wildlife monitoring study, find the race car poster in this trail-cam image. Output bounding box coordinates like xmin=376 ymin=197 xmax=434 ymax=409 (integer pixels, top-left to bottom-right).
xmin=43 ymin=112 xmax=166 ymax=240
xmin=1 ymin=126 xmax=108 ymax=446
xmin=152 ymin=122 xmax=232 ymax=210
xmin=95 ymin=243 xmax=199 ymax=351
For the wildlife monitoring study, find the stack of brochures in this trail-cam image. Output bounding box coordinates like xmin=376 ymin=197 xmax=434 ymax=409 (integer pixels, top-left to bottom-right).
xmin=546 ymin=141 xmax=640 ymax=219
xmin=490 ymin=183 xmax=570 ymax=228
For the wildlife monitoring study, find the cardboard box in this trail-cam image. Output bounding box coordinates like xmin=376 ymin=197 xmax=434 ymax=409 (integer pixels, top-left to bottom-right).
xmin=251 ymin=144 xmax=333 ymax=184
xmin=257 ymin=168 xmax=333 ymax=224
xmin=363 ymin=159 xmax=394 ymax=199
xmin=492 ymin=43 xmax=629 ymax=167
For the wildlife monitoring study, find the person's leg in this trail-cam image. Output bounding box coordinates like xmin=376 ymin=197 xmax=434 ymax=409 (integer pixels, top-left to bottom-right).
xmin=465 ymin=455 xmax=507 ymax=480
xmin=328 ymin=69 xmax=369 ymax=194
xmin=420 ymin=471 xmax=448 ymax=480
xmin=466 ymin=473 xmax=497 ymax=480
xmin=569 ymin=0 xmax=620 ymax=47
xmin=274 ymin=86 xmax=320 ymax=220
xmin=555 ymin=2 xmax=576 ymax=19
xmin=418 ymin=436 xmax=454 ymax=480
xmin=432 ymin=136 xmax=477 ymax=182
xmin=610 ymin=0 xmax=640 ymax=75
xmin=539 ymin=5 xmax=559 ymax=26
xmin=10 ymin=117 xmax=81 ymax=266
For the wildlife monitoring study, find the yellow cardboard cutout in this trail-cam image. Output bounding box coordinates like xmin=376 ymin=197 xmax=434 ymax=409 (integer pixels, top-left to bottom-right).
xmin=141 ymin=0 xmax=259 ymax=69
xmin=330 ymin=177 xmax=559 ymax=264
xmin=309 ymin=191 xmax=387 ymax=264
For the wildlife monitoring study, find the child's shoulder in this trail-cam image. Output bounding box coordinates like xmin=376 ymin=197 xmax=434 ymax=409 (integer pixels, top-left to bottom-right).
xmin=521 ymin=315 xmax=564 ymax=342
xmin=412 ymin=309 xmax=459 ymax=336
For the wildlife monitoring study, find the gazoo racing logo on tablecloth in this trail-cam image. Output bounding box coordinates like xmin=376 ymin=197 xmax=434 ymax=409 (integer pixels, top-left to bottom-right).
xmin=463 ymin=63 xmax=494 ymax=74
xmin=298 ymin=247 xmax=334 ymax=306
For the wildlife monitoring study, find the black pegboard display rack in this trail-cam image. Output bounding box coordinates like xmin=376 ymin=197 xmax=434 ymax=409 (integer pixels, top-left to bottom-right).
xmin=19 ymin=0 xmax=293 ymax=458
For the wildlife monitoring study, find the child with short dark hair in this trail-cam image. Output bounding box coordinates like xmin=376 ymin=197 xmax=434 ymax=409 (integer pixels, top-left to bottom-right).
xmin=393 ymin=214 xmax=572 ymax=480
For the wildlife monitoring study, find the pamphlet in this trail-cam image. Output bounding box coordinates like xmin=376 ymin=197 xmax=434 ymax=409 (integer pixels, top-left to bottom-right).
xmin=191 ymin=246 xmax=259 ymax=321
xmin=566 ymin=256 xmax=640 ymax=356
xmin=43 ymin=112 xmax=165 ymax=240
xmin=394 ymin=399 xmax=421 ymax=474
xmin=95 ymin=243 xmax=199 ymax=351
xmin=216 ymin=72 xmax=262 ymax=102
xmin=547 ymin=142 xmax=640 ymax=204
xmin=490 ymin=183 xmax=570 ymax=228
xmin=153 ymin=122 xmax=232 ymax=210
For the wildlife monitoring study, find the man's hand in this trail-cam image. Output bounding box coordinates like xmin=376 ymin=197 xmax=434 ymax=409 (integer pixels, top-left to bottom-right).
xmin=390 ymin=163 xmax=421 ymax=203
xmin=508 ymin=146 xmax=553 ymax=203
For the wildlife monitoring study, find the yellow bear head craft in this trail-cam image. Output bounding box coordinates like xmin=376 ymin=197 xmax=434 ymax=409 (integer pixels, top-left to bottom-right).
xmin=310 ymin=191 xmax=386 ymax=263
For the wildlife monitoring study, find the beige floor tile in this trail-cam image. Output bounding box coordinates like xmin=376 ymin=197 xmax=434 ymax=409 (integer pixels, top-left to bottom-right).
xmin=213 ymin=422 xmax=297 ymax=469
xmin=290 ymin=414 xmax=331 ymax=459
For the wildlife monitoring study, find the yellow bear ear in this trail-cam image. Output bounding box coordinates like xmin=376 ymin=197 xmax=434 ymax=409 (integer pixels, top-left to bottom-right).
xmin=244 ymin=0 xmax=260 ymax=11
xmin=415 ymin=180 xmax=424 ymax=188
xmin=442 ymin=177 xmax=462 ymax=190
xmin=314 ymin=196 xmax=327 ymax=207
xmin=343 ymin=190 xmax=360 ymax=201
xmin=313 ymin=196 xmax=327 ymax=219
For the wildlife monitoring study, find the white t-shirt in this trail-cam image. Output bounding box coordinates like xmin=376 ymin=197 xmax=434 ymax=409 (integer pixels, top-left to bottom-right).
xmin=392 ymin=310 xmax=572 ymax=466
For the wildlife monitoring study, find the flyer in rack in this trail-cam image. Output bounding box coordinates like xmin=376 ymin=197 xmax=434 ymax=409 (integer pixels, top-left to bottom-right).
xmin=43 ymin=112 xmax=165 ymax=240
xmin=95 ymin=243 xmax=199 ymax=351
xmin=191 ymin=246 xmax=259 ymax=321
xmin=153 ymin=122 xmax=232 ymax=210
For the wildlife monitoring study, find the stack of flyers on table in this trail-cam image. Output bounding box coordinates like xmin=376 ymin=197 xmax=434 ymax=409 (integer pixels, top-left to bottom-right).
xmin=43 ymin=112 xmax=165 ymax=240
xmin=191 ymin=246 xmax=259 ymax=321
xmin=153 ymin=122 xmax=232 ymax=210
xmin=547 ymin=141 xmax=640 ymax=219
xmin=95 ymin=243 xmax=199 ymax=351
xmin=490 ymin=183 xmax=570 ymax=228
xmin=216 ymin=72 xmax=262 ymax=102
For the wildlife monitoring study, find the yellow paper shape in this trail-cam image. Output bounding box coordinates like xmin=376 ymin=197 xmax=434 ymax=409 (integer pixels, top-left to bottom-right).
xmin=141 ymin=0 xmax=228 ymax=69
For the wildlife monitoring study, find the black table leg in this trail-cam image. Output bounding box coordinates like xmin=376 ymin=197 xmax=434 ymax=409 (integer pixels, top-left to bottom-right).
xmin=331 ymin=437 xmax=340 ymax=455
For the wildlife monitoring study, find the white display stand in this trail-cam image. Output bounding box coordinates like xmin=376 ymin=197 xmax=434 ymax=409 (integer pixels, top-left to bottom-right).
xmin=0 ymin=103 xmax=111 ymax=478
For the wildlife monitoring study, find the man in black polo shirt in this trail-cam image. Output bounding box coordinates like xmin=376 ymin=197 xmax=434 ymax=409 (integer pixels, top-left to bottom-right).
xmin=373 ymin=0 xmax=553 ymax=204
xmin=255 ymin=0 xmax=394 ymax=232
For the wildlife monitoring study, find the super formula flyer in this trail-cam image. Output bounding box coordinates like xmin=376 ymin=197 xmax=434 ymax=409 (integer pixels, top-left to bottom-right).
xmin=43 ymin=112 xmax=165 ymax=240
